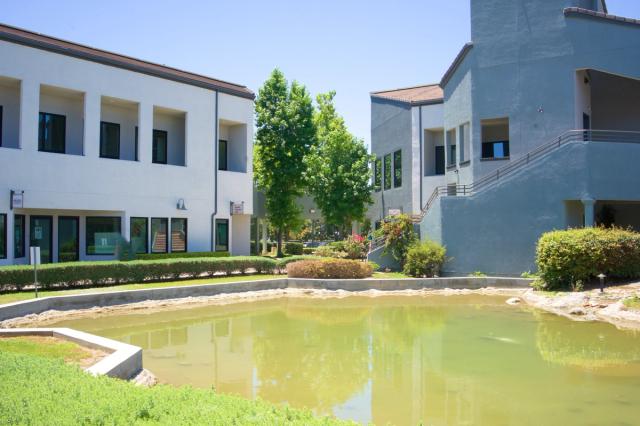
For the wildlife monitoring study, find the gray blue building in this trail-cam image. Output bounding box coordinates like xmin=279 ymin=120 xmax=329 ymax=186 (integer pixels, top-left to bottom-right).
xmin=369 ymin=0 xmax=640 ymax=275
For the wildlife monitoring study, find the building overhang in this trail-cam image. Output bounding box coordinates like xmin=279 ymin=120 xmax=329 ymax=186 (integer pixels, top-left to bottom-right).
xmin=440 ymin=42 xmax=474 ymax=89
xmin=564 ymin=7 xmax=640 ymax=28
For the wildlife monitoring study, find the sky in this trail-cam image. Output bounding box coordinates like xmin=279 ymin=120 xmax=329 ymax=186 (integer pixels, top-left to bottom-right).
xmin=3 ymin=1 xmax=640 ymax=147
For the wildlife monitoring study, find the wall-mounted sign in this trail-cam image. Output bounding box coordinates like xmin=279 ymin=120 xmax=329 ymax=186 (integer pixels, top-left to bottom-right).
xmin=231 ymin=201 xmax=245 ymax=215
xmin=388 ymin=209 xmax=402 ymax=217
xmin=30 ymin=246 xmax=41 ymax=266
xmin=10 ymin=190 xmax=24 ymax=209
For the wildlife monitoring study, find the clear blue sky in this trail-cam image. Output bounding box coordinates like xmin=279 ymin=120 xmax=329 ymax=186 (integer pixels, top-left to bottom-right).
xmin=3 ymin=1 xmax=639 ymax=147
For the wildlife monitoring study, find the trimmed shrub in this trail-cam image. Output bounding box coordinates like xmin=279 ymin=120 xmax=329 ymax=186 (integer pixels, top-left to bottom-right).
xmin=402 ymin=240 xmax=446 ymax=278
xmin=284 ymin=242 xmax=304 ymax=256
xmin=536 ymin=227 xmax=640 ymax=291
xmin=303 ymin=248 xmax=316 ymax=255
xmin=274 ymin=256 xmax=323 ymax=273
xmin=314 ymin=245 xmax=346 ymax=259
xmin=0 ymin=257 xmax=277 ymax=291
xmin=136 ymin=251 xmax=230 ymax=260
xmin=287 ymin=259 xmax=374 ymax=279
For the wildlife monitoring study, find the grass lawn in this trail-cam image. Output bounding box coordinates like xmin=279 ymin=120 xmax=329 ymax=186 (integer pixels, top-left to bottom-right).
xmin=0 ymin=336 xmax=91 ymax=364
xmin=0 ymin=274 xmax=281 ymax=306
xmin=0 ymin=351 xmax=352 ymax=425
xmin=372 ymin=271 xmax=410 ymax=279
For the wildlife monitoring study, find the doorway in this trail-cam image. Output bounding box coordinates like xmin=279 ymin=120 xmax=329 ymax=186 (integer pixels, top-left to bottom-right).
xmin=58 ymin=216 xmax=79 ymax=262
xmin=30 ymin=216 xmax=53 ymax=263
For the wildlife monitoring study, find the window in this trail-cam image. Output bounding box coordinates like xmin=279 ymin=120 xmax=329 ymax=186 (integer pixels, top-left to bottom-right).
xmin=215 ymin=219 xmax=229 ymax=252
xmin=482 ymin=141 xmax=510 ymax=159
xmin=481 ymin=118 xmax=510 ymax=159
xmin=151 ymin=218 xmax=168 ymax=253
xmin=14 ymin=214 xmax=25 ymax=258
xmin=393 ymin=150 xmax=402 ymax=188
xmin=38 ymin=112 xmax=66 ymax=153
xmin=152 ymin=130 xmax=168 ymax=164
xmin=130 ymin=217 xmax=148 ymax=254
xmin=435 ymin=146 xmax=445 ymax=175
xmin=446 ymin=128 xmax=456 ymax=166
xmin=383 ymin=154 xmax=392 ymax=190
xmin=86 ymin=217 xmax=121 ymax=255
xmin=100 ymin=121 xmax=120 ymax=159
xmin=219 ymin=140 xmax=228 ymax=171
xmin=374 ymin=157 xmax=382 ymax=192
xmin=171 ymin=218 xmax=187 ymax=252
xmin=58 ymin=216 xmax=79 ymax=262
xmin=0 ymin=214 xmax=6 ymax=259
xmin=459 ymin=123 xmax=470 ymax=163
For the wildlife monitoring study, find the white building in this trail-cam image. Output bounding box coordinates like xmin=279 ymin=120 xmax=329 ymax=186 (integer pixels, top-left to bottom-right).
xmin=0 ymin=23 xmax=254 ymax=265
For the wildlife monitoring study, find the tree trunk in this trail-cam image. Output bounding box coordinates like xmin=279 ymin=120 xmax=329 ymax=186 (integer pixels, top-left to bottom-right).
xmin=276 ymin=228 xmax=284 ymax=258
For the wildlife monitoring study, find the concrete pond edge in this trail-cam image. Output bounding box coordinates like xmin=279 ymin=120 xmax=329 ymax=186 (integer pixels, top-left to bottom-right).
xmin=0 ymin=276 xmax=532 ymax=322
xmin=0 ymin=327 xmax=142 ymax=380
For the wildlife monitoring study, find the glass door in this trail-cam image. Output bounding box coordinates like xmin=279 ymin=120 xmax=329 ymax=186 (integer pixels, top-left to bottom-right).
xmin=30 ymin=216 xmax=53 ymax=264
xmin=215 ymin=219 xmax=229 ymax=252
xmin=58 ymin=216 xmax=79 ymax=262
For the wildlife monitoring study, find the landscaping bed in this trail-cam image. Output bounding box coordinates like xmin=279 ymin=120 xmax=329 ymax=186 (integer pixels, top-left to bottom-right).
xmin=0 ymin=351 xmax=352 ymax=425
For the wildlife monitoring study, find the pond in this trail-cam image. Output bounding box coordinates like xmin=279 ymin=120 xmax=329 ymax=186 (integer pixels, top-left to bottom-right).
xmin=48 ymin=295 xmax=640 ymax=425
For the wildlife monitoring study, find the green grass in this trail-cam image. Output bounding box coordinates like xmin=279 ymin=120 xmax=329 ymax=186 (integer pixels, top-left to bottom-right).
xmin=0 ymin=274 xmax=281 ymax=306
xmin=0 ymin=336 xmax=88 ymax=363
xmin=372 ymin=271 xmax=410 ymax=279
xmin=623 ymin=295 xmax=640 ymax=310
xmin=0 ymin=351 xmax=352 ymax=425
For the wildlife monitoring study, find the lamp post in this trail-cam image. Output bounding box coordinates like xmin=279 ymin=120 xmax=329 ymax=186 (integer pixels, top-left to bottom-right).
xmin=597 ymin=273 xmax=606 ymax=293
xmin=309 ymin=209 xmax=316 ymax=243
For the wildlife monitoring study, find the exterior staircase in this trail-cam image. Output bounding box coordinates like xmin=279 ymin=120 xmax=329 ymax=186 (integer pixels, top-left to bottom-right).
xmin=368 ymin=129 xmax=640 ymax=257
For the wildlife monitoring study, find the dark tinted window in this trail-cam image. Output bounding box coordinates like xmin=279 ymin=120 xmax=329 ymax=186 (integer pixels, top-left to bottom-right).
xmin=215 ymin=219 xmax=229 ymax=252
xmin=86 ymin=217 xmax=121 ymax=255
xmin=219 ymin=140 xmax=228 ymax=170
xmin=383 ymin=154 xmax=392 ymax=190
xmin=100 ymin=122 xmax=120 ymax=159
xmin=14 ymin=214 xmax=25 ymax=258
xmin=151 ymin=218 xmax=168 ymax=253
xmin=393 ymin=150 xmax=402 ymax=188
xmin=171 ymin=218 xmax=187 ymax=252
xmin=153 ymin=130 xmax=168 ymax=164
xmin=130 ymin=217 xmax=148 ymax=254
xmin=38 ymin=112 xmax=66 ymax=153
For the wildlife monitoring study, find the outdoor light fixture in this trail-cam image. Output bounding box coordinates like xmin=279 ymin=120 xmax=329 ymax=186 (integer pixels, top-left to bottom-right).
xmin=176 ymin=199 xmax=187 ymax=211
xmin=598 ymin=273 xmax=606 ymax=293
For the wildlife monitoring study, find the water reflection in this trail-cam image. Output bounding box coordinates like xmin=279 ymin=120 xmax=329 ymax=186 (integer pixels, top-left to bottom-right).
xmin=50 ymin=296 xmax=640 ymax=426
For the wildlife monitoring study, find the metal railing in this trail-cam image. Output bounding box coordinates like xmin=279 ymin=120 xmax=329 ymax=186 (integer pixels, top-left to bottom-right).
xmin=418 ymin=129 xmax=640 ymax=219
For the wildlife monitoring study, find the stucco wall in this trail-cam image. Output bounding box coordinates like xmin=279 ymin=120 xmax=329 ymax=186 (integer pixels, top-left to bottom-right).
xmin=0 ymin=80 xmax=20 ymax=149
xmin=369 ymin=98 xmax=413 ymax=222
xmin=0 ymin=39 xmax=254 ymax=265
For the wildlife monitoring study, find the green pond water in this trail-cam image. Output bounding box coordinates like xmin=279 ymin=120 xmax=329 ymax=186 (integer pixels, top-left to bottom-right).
xmin=49 ymin=295 xmax=640 ymax=425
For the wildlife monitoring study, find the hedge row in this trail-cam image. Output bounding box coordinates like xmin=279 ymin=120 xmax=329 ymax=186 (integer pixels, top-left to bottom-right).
xmin=284 ymin=242 xmax=304 ymax=255
xmin=536 ymin=227 xmax=640 ymax=291
xmin=287 ymin=259 xmax=374 ymax=279
xmin=136 ymin=251 xmax=230 ymax=260
xmin=0 ymin=256 xmax=325 ymax=291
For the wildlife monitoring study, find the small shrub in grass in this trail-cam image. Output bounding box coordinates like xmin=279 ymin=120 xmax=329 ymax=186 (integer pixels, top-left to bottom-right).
xmin=536 ymin=227 xmax=640 ymax=291
xmin=468 ymin=271 xmax=487 ymax=277
xmin=136 ymin=251 xmax=230 ymax=260
xmin=402 ymin=240 xmax=446 ymax=278
xmin=303 ymin=248 xmax=316 ymax=255
xmin=314 ymin=245 xmax=346 ymax=258
xmin=287 ymin=259 xmax=374 ymax=279
xmin=284 ymin=242 xmax=304 ymax=255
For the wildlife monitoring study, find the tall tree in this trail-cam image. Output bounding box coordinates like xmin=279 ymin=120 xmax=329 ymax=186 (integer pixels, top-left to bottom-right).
xmin=254 ymin=69 xmax=316 ymax=257
xmin=306 ymin=91 xmax=374 ymax=235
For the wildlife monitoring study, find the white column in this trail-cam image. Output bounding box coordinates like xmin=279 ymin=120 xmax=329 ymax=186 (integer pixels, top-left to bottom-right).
xmin=582 ymin=199 xmax=596 ymax=227
xmin=19 ymin=79 xmax=39 ymax=152
xmin=83 ymin=92 xmax=101 ymax=157
xmin=138 ymin=103 xmax=153 ymax=163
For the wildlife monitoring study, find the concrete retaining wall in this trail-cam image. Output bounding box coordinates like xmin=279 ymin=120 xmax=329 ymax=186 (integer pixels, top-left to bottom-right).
xmin=0 ymin=277 xmax=531 ymax=322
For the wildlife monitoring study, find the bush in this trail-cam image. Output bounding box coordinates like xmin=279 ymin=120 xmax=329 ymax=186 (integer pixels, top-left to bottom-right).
xmin=0 ymin=257 xmax=276 ymax=291
xmin=284 ymin=242 xmax=304 ymax=256
xmin=287 ymin=259 xmax=373 ymax=279
xmin=378 ymin=214 xmax=417 ymax=265
xmin=342 ymin=235 xmax=367 ymax=260
xmin=136 ymin=251 xmax=230 ymax=260
xmin=402 ymin=240 xmax=446 ymax=278
xmin=536 ymin=227 xmax=640 ymax=291
xmin=303 ymin=248 xmax=316 ymax=255
xmin=314 ymin=245 xmax=346 ymax=259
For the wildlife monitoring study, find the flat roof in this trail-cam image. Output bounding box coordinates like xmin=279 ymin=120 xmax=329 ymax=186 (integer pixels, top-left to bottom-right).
xmin=370 ymin=83 xmax=443 ymax=106
xmin=0 ymin=22 xmax=255 ymax=100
